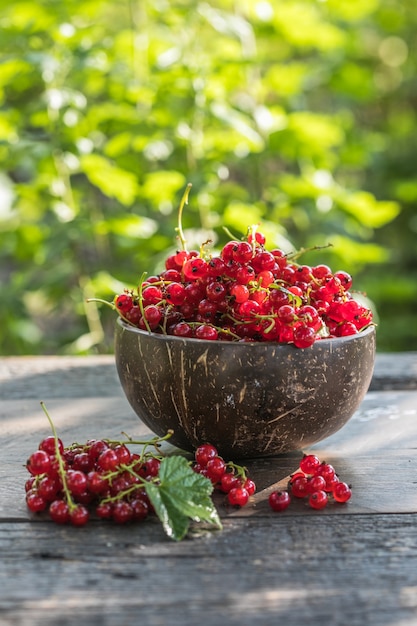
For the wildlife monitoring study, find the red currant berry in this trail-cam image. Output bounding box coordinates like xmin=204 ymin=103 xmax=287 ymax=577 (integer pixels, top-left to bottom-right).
xmin=173 ymin=322 xmax=194 ymax=337
xmin=333 ymin=481 xmax=352 ymax=503
xmin=195 ymin=444 xmax=218 ymax=467
xmin=112 ymin=501 xmax=134 ymax=524
xmin=299 ymin=454 xmax=321 ymax=475
xmin=113 ymin=444 xmax=132 ymax=465
xmin=269 ymin=490 xmax=291 ymax=512
xmin=230 ymin=283 xmax=250 ymax=304
xmin=334 ymin=270 xmax=352 ymax=290
xmin=232 ymin=241 xmax=253 ymax=264
xmin=228 ymin=486 xmax=249 ymax=507
xmin=26 ymin=490 xmax=48 ymax=512
xmin=309 ymin=490 xmax=328 ymax=510
xmin=49 ymin=499 xmax=70 ymax=524
xmin=141 ymin=456 xmax=161 ymax=478
xmin=143 ymin=305 xmax=163 ymax=329
xmin=115 ymin=293 xmax=134 ymax=314
xmin=70 ymin=505 xmax=90 ymax=527
xmin=290 ymin=475 xmax=309 ymax=498
xmin=66 ymin=470 xmax=88 ymax=496
xmin=25 ymin=477 xmax=36 ymax=492
xmin=317 ymin=462 xmax=336 ymax=482
xmin=243 ymin=478 xmax=256 ymax=496
xmin=293 ymin=325 xmax=316 ymax=348
xmin=39 ymin=435 xmax=64 ymax=456
xmin=195 ymin=324 xmax=219 ymax=341
xmin=206 ymin=456 xmax=227 ymax=482
xmin=220 ymin=241 xmax=240 ymax=261
xmin=131 ymin=498 xmax=149 ymax=521
xmin=183 ymin=258 xmax=208 ymax=280
xmin=87 ymin=439 xmax=109 ymax=462
xmin=206 ymin=281 xmax=227 ymax=302
xmin=96 ymin=501 xmax=113 ymax=519
xmin=72 ymin=452 xmax=93 ymax=473
xmin=165 ymin=282 xmax=186 ymax=305
xmin=37 ymin=475 xmax=61 ymax=502
xmin=306 ymin=474 xmax=327 ymax=494
xmin=97 ymin=448 xmax=120 ymax=471
xmin=27 ymin=450 xmax=52 ymax=476
xmin=219 ymin=472 xmax=240 ymax=493
xmin=142 ymin=285 xmax=163 ymax=305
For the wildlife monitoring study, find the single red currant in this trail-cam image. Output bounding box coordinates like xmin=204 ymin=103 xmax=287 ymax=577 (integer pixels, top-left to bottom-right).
xmin=243 ymin=478 xmax=256 ymax=496
xmin=206 ymin=456 xmax=227 ymax=482
xmin=299 ymin=454 xmax=321 ymax=475
xmin=228 ymin=486 xmax=249 ymax=507
xmin=219 ymin=472 xmax=240 ymax=493
xmin=97 ymin=448 xmax=120 ymax=471
xmin=66 ymin=470 xmax=88 ymax=496
xmin=306 ymin=475 xmax=327 ymax=494
xmin=26 ymin=490 xmax=48 ymax=512
xmin=131 ymin=498 xmax=149 ymax=521
xmin=49 ymin=499 xmax=70 ymax=524
xmin=70 ymin=505 xmax=90 ymax=527
xmin=27 ymin=450 xmax=52 ymax=476
xmin=39 ymin=435 xmax=64 ymax=456
xmin=333 ymin=481 xmax=352 ymax=503
xmin=112 ymin=501 xmax=134 ymax=524
xmin=269 ymin=490 xmax=291 ymax=512
xmin=195 ymin=444 xmax=218 ymax=467
xmin=290 ymin=475 xmax=309 ymax=498
xmin=309 ymin=490 xmax=328 ymax=510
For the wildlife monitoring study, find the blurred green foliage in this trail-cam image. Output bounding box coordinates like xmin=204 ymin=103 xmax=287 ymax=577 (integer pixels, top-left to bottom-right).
xmin=1 ymin=0 xmax=416 ymax=354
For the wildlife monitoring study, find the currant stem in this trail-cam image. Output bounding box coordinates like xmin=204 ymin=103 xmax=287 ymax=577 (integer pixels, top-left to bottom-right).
xmin=176 ymin=182 xmax=192 ymax=252
xmin=39 ymin=402 xmax=77 ymax=512
xmin=86 ymin=297 xmax=138 ymax=328
xmin=226 ymin=461 xmax=248 ymax=480
xmin=137 ymin=272 xmax=152 ymax=333
xmin=86 ymin=297 xmax=116 ymax=309
xmin=104 ymin=430 xmax=173 ymax=450
xmin=286 ymin=243 xmax=333 ymax=261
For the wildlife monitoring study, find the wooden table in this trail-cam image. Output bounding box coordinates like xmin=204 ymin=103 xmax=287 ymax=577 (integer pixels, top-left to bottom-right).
xmin=1 ymin=352 xmax=417 ymax=626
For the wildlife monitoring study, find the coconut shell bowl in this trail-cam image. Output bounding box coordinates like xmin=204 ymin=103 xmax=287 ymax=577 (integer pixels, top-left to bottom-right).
xmin=114 ymin=319 xmax=376 ymax=459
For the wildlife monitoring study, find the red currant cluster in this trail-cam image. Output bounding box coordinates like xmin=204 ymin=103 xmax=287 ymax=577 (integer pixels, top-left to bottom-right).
xmin=113 ymin=229 xmax=373 ymax=348
xmin=268 ymin=454 xmax=352 ymax=512
xmin=192 ymin=443 xmax=256 ymax=507
xmin=25 ymin=432 xmax=171 ymax=526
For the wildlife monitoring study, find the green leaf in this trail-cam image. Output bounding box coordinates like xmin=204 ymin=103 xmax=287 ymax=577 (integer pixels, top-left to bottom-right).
xmin=144 ymin=456 xmax=222 ymax=541
xmin=79 ymin=154 xmax=139 ymax=205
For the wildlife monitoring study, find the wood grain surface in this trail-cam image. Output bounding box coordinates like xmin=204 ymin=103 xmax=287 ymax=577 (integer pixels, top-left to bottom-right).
xmin=1 ymin=353 xmax=417 ymax=626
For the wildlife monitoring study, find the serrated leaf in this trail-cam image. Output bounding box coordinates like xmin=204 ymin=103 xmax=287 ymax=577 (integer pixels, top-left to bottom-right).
xmin=144 ymin=456 xmax=222 ymax=541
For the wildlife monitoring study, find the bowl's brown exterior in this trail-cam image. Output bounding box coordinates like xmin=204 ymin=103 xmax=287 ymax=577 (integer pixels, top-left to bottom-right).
xmin=115 ymin=320 xmax=376 ymax=458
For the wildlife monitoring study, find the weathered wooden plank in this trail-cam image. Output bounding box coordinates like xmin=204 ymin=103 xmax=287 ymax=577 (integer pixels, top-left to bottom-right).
xmin=2 ymin=392 xmax=417 ymax=520
xmin=0 ymin=355 xmax=121 ymax=399
xmin=1 ymin=351 xmax=417 ymax=401
xmin=369 ymin=351 xmax=417 ymax=390
xmin=0 ymin=515 xmax=417 ymax=626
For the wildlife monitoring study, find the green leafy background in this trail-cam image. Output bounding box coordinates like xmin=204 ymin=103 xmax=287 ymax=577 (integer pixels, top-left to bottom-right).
xmin=1 ymin=0 xmax=416 ymax=354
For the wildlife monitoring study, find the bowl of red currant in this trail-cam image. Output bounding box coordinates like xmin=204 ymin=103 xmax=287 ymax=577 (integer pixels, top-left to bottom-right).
xmin=110 ymin=224 xmax=375 ymax=459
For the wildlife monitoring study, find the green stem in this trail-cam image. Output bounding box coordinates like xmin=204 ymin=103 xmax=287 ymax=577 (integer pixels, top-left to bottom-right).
xmin=104 ymin=430 xmax=173 ymax=451
xmin=40 ymin=402 xmax=77 ymax=513
xmin=176 ymin=183 xmax=193 ymax=251
xmin=137 ymin=272 xmax=152 ymax=333
xmin=86 ymin=297 xmax=138 ymax=328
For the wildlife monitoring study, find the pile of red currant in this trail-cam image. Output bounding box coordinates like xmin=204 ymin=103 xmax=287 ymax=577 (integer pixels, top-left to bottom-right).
xmin=268 ymin=453 xmax=352 ymax=512
xmin=24 ymin=410 xmax=255 ymax=528
xmin=25 ymin=425 xmax=352 ymax=526
xmin=25 ymin=432 xmax=166 ymax=526
xmin=192 ymin=443 xmax=256 ymax=507
xmin=112 ymin=227 xmax=373 ymax=348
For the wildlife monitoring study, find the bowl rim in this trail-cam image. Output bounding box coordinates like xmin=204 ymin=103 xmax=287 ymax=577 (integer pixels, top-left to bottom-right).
xmin=116 ymin=317 xmax=375 ymax=349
